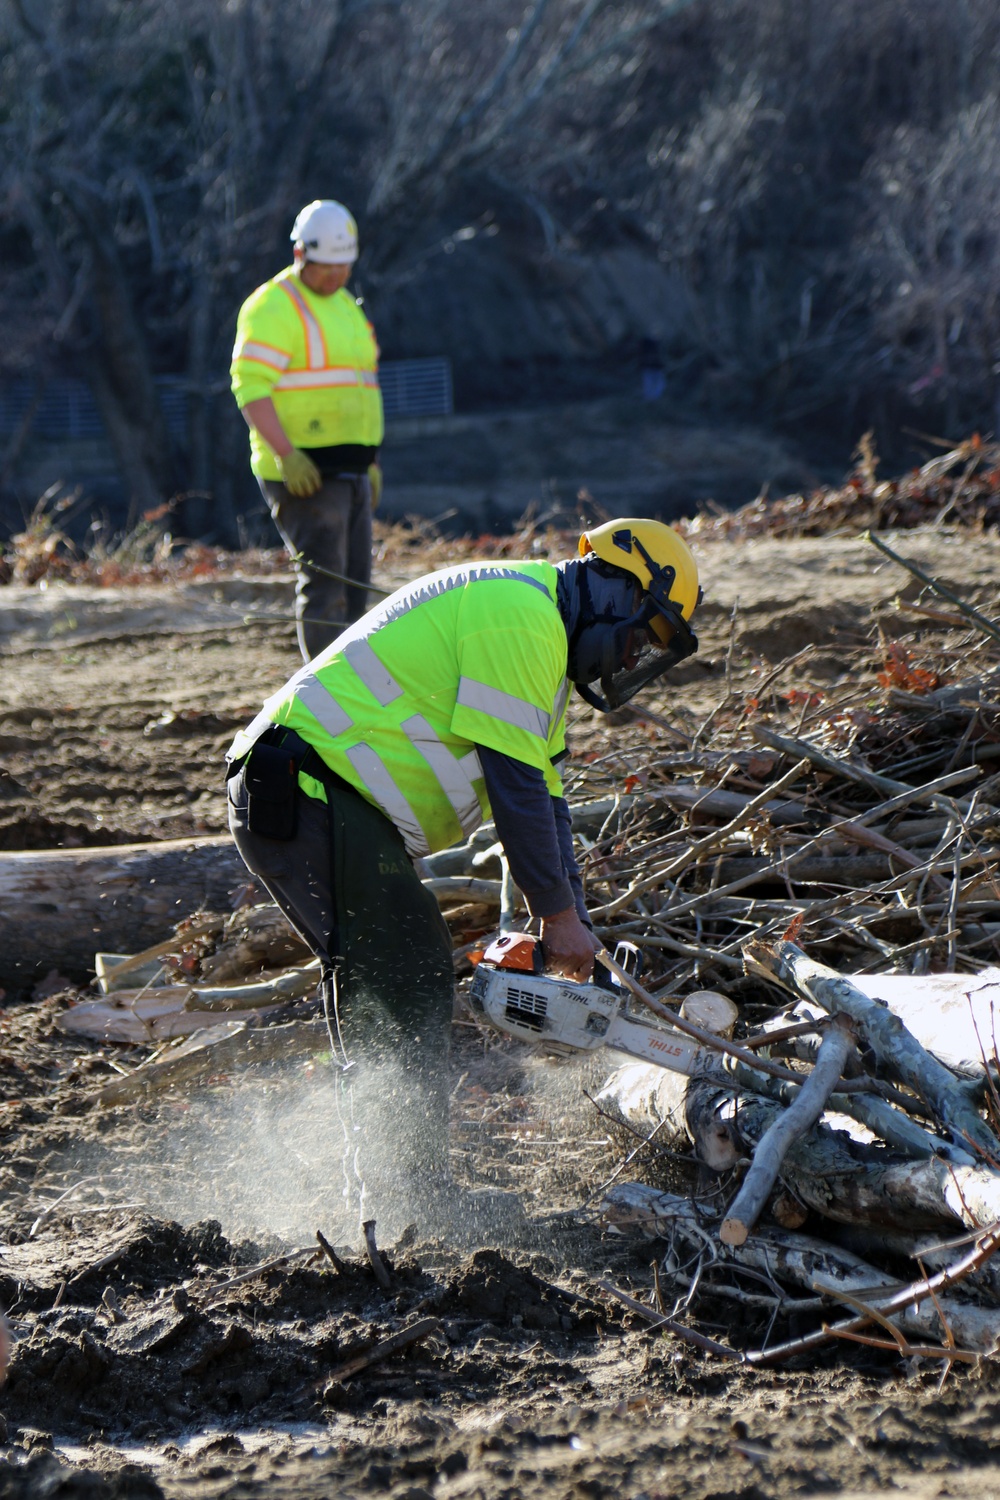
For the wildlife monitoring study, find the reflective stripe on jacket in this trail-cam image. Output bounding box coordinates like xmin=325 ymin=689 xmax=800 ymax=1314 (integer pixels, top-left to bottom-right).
xmin=228 ymin=561 xmax=570 ymax=858
xmin=231 ymin=267 xmax=383 ymax=479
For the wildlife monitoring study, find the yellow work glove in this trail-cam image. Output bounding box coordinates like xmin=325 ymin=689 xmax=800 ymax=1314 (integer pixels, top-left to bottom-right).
xmin=367 ymin=461 xmax=383 ymax=511
xmin=277 ymin=449 xmax=322 ymax=498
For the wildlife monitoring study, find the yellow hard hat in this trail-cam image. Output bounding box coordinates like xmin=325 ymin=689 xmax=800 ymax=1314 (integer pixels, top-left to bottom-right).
xmin=579 ymin=518 xmax=701 ymax=646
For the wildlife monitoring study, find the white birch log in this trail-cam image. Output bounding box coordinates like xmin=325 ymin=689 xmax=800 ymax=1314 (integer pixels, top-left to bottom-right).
xmin=595 ymin=1064 xmax=1000 ymax=1234
xmin=602 ymin=1183 xmax=1000 ymax=1355
xmin=748 ymin=940 xmax=1000 ymax=1161
xmin=720 ymin=1084 xmax=1000 ymax=1233
xmin=597 ymin=1040 xmax=953 ymax=1166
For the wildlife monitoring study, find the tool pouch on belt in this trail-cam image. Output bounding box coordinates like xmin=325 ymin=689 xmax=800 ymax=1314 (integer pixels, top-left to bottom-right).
xmin=244 ymin=741 xmax=299 ymax=840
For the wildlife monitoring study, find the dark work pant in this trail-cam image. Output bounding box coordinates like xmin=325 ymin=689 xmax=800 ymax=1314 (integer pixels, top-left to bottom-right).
xmin=227 ymin=766 xmax=455 ymax=1220
xmin=260 ymin=473 xmax=372 ymax=662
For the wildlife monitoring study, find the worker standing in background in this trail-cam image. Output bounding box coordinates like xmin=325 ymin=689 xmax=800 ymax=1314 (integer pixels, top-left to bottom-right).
xmin=231 ymin=200 xmax=384 ymax=661
xmin=225 ymin=519 xmax=702 ymax=1236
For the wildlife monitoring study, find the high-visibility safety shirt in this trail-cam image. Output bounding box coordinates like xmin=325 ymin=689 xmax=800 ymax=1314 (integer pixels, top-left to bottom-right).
xmin=230 ymin=267 xmax=384 ymax=481
xmin=228 ymin=561 xmax=571 ymax=858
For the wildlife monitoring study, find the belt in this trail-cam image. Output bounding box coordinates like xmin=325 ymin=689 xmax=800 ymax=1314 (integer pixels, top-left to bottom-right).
xmin=227 ymin=724 xmax=352 ymax=798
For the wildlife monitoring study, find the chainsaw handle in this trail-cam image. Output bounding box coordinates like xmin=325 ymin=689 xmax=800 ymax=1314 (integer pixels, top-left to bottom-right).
xmin=592 ymin=941 xmax=643 ymax=991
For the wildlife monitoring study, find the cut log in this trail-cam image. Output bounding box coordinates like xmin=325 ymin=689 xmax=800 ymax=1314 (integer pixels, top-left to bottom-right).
xmin=0 ymin=836 xmax=250 ymax=990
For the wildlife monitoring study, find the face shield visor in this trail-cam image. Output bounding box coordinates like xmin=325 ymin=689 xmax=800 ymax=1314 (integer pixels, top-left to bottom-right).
xmin=566 ymin=558 xmax=700 ymax=714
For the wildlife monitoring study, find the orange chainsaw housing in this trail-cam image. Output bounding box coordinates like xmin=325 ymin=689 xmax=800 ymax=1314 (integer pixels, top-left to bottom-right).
xmin=481 ymin=933 xmax=543 ymax=973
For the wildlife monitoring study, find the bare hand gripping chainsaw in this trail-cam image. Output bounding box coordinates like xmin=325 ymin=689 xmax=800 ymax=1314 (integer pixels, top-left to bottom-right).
xmin=468 ymin=933 xmax=708 ymax=1076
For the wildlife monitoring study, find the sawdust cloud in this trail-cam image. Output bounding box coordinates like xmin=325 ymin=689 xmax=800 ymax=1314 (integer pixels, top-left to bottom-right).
xmin=70 ymin=1045 xmax=612 ymax=1251
xmin=96 ymin=1061 xmax=441 ymax=1249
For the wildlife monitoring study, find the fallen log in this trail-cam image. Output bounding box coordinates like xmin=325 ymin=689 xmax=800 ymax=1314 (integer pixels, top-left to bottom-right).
xmin=0 ymin=836 xmax=250 ymax=990
xmin=747 ymin=939 xmax=1000 ymax=1161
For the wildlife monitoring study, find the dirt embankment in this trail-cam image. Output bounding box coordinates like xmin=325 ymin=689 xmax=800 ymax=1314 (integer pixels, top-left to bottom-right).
xmin=4 ymin=526 xmax=1000 ymax=1497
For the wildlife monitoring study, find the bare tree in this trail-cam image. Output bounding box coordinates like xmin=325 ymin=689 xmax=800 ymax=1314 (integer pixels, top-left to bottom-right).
xmin=857 ymin=94 xmax=1000 ymax=434
xmin=5 ymin=0 xmax=1000 ymax=525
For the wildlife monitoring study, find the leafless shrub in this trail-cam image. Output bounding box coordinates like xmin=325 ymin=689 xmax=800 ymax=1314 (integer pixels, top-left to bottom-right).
xmin=857 ymin=93 xmax=1000 ymax=431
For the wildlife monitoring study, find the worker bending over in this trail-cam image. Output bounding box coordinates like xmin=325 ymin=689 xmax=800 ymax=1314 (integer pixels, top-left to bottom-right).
xmin=226 ymin=519 xmax=701 ymax=1231
xmin=231 ymin=199 xmax=382 ymax=661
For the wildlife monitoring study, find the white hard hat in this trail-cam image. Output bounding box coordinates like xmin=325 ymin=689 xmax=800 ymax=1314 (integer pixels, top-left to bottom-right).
xmin=290 ymin=200 xmax=358 ymax=264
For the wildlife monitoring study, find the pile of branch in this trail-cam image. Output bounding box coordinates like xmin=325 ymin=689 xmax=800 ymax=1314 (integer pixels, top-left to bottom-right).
xmin=550 ymin=534 xmax=1000 ymax=1369
xmin=560 ymin=605 xmax=1000 ymax=994
xmin=596 ymin=936 xmax=1000 ymax=1368
xmin=680 ymin=436 xmax=1000 ymax=541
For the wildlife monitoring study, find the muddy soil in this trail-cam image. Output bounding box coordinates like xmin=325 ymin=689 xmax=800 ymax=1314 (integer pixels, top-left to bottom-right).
xmin=4 ymin=527 xmax=1000 ymax=1497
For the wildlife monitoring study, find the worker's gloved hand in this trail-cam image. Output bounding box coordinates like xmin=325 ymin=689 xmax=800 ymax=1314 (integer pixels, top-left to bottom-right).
xmin=367 ymin=461 xmax=383 ymax=511
xmin=277 ymin=448 xmax=322 ymax=498
xmin=540 ymin=908 xmax=600 ymax=982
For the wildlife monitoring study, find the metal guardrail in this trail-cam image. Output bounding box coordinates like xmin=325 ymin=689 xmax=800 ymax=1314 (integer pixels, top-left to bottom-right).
xmin=379 ymin=358 xmax=453 ymax=420
xmin=0 ymin=358 xmax=453 ymax=441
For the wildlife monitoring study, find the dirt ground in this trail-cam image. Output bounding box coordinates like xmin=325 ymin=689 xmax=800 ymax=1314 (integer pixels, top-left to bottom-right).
xmin=4 ymin=525 xmax=996 ymax=851
xmin=5 ymin=527 xmax=1000 ymax=1497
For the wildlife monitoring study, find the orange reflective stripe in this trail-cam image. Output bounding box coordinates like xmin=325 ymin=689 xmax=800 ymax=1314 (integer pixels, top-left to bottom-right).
xmin=280 ymin=281 xmax=327 ymax=368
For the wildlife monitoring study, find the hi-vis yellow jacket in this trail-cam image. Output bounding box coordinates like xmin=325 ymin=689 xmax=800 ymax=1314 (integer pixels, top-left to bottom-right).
xmin=230 ymin=267 xmax=384 ymax=480
xmin=228 ymin=562 xmax=570 ymax=858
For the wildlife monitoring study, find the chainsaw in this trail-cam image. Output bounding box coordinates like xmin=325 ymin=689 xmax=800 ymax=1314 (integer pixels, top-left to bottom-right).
xmin=468 ymin=932 xmax=708 ymax=1077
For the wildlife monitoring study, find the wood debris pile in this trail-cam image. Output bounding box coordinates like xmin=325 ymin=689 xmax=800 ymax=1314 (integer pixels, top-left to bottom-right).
xmin=554 ymin=548 xmax=1000 ymax=1369
xmin=680 ymin=435 xmax=1000 ymax=541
